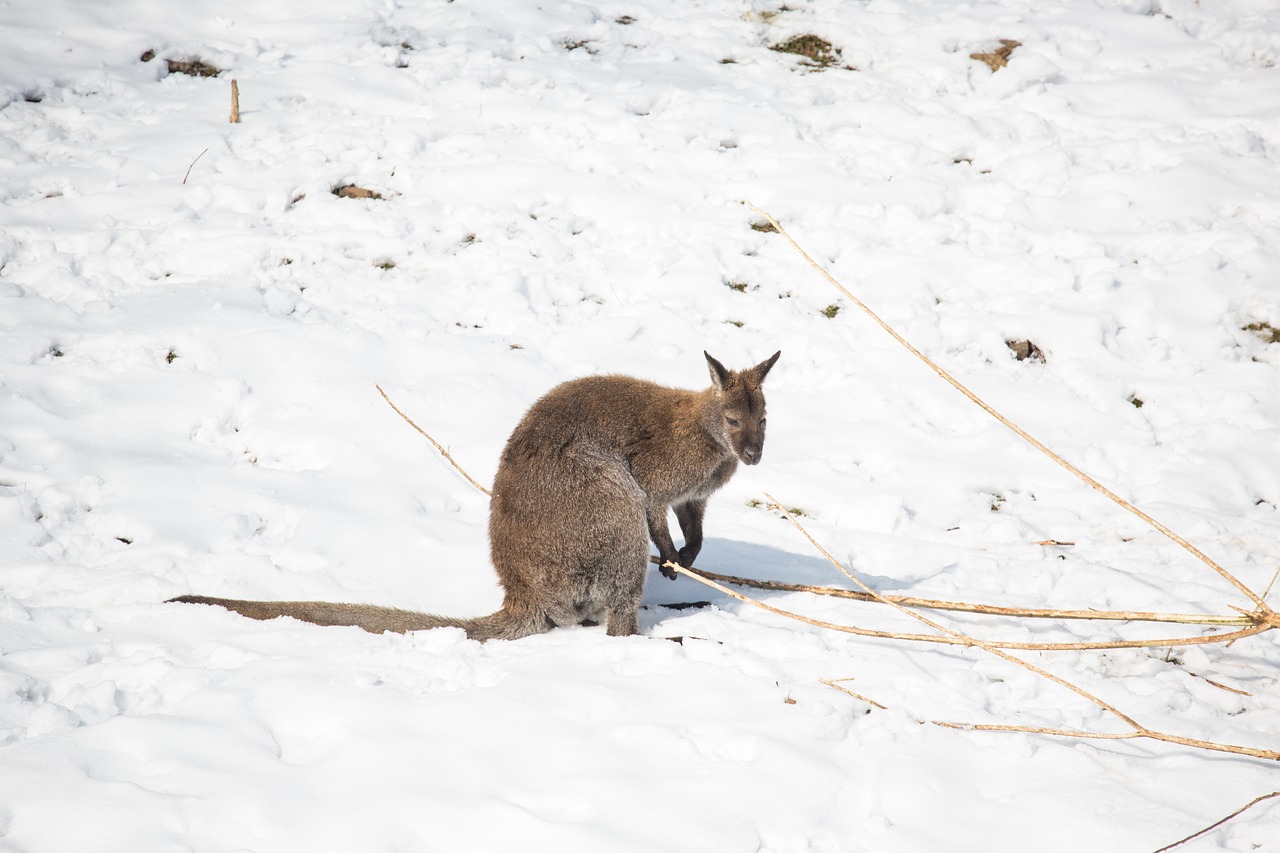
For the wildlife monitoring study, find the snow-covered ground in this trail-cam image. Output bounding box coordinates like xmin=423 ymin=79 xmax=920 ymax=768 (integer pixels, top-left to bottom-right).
xmin=2 ymin=0 xmax=1280 ymax=849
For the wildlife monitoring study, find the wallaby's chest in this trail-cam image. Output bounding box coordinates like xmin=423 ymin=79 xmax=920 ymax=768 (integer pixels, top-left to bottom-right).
xmin=626 ymin=434 xmax=736 ymax=505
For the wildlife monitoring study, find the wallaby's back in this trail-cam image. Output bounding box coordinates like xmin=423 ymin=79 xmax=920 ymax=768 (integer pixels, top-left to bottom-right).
xmin=170 ymin=351 xmax=781 ymax=640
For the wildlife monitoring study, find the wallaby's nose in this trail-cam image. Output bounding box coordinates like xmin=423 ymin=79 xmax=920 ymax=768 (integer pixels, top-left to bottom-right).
xmin=742 ymin=447 xmax=759 ymax=465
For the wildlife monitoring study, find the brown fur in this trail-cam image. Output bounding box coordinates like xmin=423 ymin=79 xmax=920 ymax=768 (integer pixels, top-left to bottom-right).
xmin=170 ymin=351 xmax=780 ymax=641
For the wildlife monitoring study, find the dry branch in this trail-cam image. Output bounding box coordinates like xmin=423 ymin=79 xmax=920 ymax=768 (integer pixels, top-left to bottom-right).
xmin=654 ymin=557 xmax=1251 ymax=628
xmin=1151 ymin=790 xmax=1280 ymax=853
xmin=820 ymin=678 xmax=887 ymax=710
xmin=671 ymin=560 xmax=1269 ymax=651
xmin=744 ymin=201 xmax=1270 ymax=614
xmin=182 ymin=147 xmax=208 ymax=185
xmin=230 ymin=79 xmax=240 ymax=123
xmin=375 ymin=384 xmax=492 ymax=496
xmin=725 ymin=497 xmax=1280 ymax=762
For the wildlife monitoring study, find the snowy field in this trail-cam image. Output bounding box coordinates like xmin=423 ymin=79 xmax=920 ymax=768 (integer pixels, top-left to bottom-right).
xmin=2 ymin=0 xmax=1280 ymax=849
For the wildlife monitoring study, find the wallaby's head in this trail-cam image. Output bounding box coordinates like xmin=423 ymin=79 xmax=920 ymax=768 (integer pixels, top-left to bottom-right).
xmin=704 ymin=350 xmax=781 ymax=466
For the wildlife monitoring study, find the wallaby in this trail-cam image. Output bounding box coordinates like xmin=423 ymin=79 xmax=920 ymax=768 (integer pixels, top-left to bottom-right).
xmin=171 ymin=350 xmax=781 ymax=640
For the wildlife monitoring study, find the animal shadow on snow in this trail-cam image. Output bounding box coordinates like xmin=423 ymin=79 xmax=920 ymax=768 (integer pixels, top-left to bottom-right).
xmin=641 ymin=536 xmax=911 ymax=615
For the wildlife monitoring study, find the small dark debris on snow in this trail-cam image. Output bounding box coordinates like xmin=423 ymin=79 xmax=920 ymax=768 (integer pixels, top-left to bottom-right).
xmin=561 ymin=38 xmax=596 ymax=54
xmin=165 ymin=57 xmax=222 ymax=78
xmin=970 ymin=39 xmax=1020 ymax=72
xmin=166 ymin=349 xmax=179 ymax=364
xmin=750 ymin=220 xmax=778 ymax=233
xmin=1128 ymin=394 xmax=1145 ymax=409
xmin=1244 ymin=321 xmax=1280 ymax=344
xmin=140 ymin=49 xmax=156 ymax=62
xmin=333 ymin=184 xmax=382 ymax=200
xmin=821 ymin=305 xmax=841 ymax=319
xmin=615 ymin=15 xmax=636 ymax=25
xmin=771 ymin=34 xmax=844 ymax=69
xmin=1006 ymin=339 xmax=1045 ymax=362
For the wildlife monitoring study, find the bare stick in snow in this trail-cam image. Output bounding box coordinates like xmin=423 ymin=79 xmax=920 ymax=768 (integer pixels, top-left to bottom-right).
xmin=658 ymin=560 xmax=1252 ymax=627
xmin=1150 ymin=790 xmax=1280 ymax=853
xmin=375 ymin=384 xmax=492 ymax=497
xmin=719 ymin=499 xmax=1280 ymax=762
xmin=182 ymin=147 xmax=208 ymax=184
xmin=669 ymin=559 xmax=1268 ymax=652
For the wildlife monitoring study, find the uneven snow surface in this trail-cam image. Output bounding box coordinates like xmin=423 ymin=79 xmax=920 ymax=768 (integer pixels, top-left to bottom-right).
xmin=2 ymin=0 xmax=1280 ymax=850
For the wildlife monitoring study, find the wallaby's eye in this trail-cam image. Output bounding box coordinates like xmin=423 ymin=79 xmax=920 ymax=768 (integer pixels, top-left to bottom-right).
xmin=725 ymin=417 xmax=740 ymax=428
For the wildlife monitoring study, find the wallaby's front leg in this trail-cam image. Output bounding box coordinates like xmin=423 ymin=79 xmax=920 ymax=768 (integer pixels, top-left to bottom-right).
xmin=646 ymin=505 xmax=682 ymax=580
xmin=673 ymin=498 xmax=706 ymax=567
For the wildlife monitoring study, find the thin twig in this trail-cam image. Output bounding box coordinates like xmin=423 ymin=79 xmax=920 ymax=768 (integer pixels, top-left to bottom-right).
xmin=819 ymin=678 xmax=888 ymax=710
xmin=745 ymin=202 xmax=1268 ymax=612
xmin=1262 ymin=564 xmax=1280 ymax=602
xmin=182 ymin=147 xmax=208 ymax=185
xmin=1151 ymin=790 xmax=1280 ymax=853
xmin=671 ymin=563 xmax=1268 ymax=651
xmin=653 ymin=558 xmax=1252 ymax=627
xmin=721 ymin=496 xmax=1280 ymax=761
xmin=375 ymin=384 xmax=492 ymax=496
xmin=1193 ymin=675 xmax=1251 ymax=697
xmin=230 ymin=79 xmax=240 ymax=124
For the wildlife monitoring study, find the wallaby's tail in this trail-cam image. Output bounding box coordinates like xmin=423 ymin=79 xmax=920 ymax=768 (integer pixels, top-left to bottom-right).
xmin=167 ymin=595 xmax=549 ymax=641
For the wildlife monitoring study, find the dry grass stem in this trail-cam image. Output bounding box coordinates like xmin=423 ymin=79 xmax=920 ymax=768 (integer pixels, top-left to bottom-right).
xmin=819 ymin=678 xmax=888 ymax=710
xmin=1263 ymin=564 xmax=1280 ymax=601
xmin=744 ymin=202 xmax=1269 ymax=613
xmin=657 ymin=558 xmax=1251 ymax=627
xmin=1196 ymin=676 xmax=1251 ymax=697
xmin=230 ymin=79 xmax=240 ymax=123
xmin=754 ymin=498 xmax=1280 ymax=762
xmin=669 ymin=560 xmax=1268 ymax=652
xmin=1151 ymin=790 xmax=1280 ymax=853
xmin=182 ymin=147 xmax=208 ymax=185
xmin=375 ymin=385 xmax=492 ymax=496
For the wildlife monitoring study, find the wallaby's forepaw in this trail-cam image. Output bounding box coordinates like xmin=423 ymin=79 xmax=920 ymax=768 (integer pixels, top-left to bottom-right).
xmin=677 ymin=544 xmax=700 ymax=568
xmin=659 ymin=557 xmax=680 ymax=581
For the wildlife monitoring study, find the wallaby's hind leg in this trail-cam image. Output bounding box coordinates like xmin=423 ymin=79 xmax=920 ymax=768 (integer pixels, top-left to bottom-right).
xmin=606 ymin=606 xmax=639 ymax=636
xmin=491 ymin=451 xmax=650 ymax=637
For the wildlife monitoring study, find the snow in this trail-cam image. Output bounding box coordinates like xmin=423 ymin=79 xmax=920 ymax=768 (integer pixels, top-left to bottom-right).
xmin=2 ymin=0 xmax=1280 ymax=849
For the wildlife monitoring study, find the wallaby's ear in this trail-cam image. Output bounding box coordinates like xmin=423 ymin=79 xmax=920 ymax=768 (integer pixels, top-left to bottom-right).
xmin=705 ymin=351 xmax=731 ymax=390
xmin=749 ymin=350 xmax=781 ymax=384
